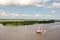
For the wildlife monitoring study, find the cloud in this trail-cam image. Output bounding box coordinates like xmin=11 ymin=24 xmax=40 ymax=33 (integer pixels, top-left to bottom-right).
xmin=12 ymin=13 xmax=19 ymax=17
xmin=0 ymin=0 xmax=49 ymax=7
xmin=0 ymin=10 xmax=56 ymax=19
xmin=47 ymin=2 xmax=60 ymax=8
xmin=50 ymin=10 xmax=56 ymax=14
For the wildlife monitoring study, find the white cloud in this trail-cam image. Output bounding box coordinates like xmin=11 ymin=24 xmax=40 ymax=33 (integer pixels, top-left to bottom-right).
xmin=43 ymin=0 xmax=49 ymax=2
xmin=0 ymin=10 xmax=7 ymax=16
xmin=47 ymin=2 xmax=60 ymax=8
xmin=51 ymin=10 xmax=56 ymax=14
xmin=12 ymin=13 xmax=19 ymax=17
xmin=0 ymin=0 xmax=49 ymax=7
xmin=35 ymin=14 xmax=40 ymax=16
xmin=0 ymin=0 xmax=11 ymax=5
xmin=0 ymin=10 xmax=56 ymax=19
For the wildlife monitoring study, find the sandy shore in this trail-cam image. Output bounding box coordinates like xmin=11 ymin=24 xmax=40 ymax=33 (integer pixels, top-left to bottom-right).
xmin=0 ymin=22 xmax=60 ymax=40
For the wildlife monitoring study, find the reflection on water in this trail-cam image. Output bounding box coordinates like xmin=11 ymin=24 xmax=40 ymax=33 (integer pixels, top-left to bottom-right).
xmin=36 ymin=33 xmax=42 ymax=40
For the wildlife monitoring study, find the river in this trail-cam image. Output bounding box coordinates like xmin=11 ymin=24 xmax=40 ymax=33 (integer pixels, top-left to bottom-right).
xmin=0 ymin=22 xmax=60 ymax=40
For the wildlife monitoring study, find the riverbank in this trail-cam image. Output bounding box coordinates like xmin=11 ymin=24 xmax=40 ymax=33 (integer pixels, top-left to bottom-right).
xmin=0 ymin=19 xmax=55 ymax=26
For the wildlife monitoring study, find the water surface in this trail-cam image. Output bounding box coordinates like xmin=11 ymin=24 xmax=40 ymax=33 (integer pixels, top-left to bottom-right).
xmin=0 ymin=22 xmax=60 ymax=40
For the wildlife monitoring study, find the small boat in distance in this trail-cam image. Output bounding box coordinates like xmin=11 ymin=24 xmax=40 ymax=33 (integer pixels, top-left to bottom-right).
xmin=36 ymin=27 xmax=44 ymax=33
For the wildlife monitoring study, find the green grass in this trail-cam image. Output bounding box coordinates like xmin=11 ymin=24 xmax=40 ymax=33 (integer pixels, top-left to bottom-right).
xmin=0 ymin=19 xmax=55 ymax=26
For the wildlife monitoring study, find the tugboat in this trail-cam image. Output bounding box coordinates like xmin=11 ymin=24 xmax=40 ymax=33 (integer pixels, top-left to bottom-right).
xmin=36 ymin=27 xmax=44 ymax=33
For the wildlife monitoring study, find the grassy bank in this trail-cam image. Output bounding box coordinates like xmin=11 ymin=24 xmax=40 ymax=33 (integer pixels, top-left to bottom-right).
xmin=0 ymin=19 xmax=55 ymax=26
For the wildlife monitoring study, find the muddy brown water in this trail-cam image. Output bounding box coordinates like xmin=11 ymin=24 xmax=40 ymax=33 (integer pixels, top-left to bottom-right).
xmin=0 ymin=22 xmax=60 ymax=40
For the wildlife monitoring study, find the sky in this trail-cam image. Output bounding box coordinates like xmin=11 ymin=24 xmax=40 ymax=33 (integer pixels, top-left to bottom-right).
xmin=0 ymin=0 xmax=60 ymax=19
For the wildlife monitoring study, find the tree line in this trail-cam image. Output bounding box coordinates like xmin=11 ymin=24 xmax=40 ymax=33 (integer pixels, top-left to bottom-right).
xmin=0 ymin=20 xmax=55 ymax=26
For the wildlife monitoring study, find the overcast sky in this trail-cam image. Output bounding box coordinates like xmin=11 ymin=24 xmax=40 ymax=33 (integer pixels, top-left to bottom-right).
xmin=0 ymin=0 xmax=60 ymax=19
